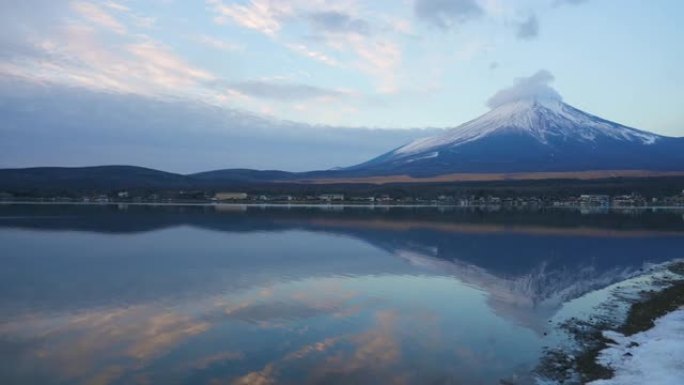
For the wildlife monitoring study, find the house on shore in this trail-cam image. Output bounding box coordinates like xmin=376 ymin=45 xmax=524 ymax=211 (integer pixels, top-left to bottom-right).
xmin=214 ymin=192 xmax=248 ymax=201
xmin=318 ymin=194 xmax=345 ymax=202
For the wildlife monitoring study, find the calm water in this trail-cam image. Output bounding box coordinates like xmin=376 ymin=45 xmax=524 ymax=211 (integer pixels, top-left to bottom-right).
xmin=1 ymin=204 xmax=684 ymax=385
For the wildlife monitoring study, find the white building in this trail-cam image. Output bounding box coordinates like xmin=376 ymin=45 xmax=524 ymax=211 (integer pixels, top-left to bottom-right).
xmin=319 ymin=194 xmax=344 ymax=201
xmin=214 ymin=192 xmax=248 ymax=201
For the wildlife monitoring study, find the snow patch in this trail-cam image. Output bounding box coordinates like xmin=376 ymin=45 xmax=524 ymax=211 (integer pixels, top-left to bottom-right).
xmin=588 ymin=308 xmax=684 ymax=385
xmin=401 ymin=151 xmax=439 ymax=163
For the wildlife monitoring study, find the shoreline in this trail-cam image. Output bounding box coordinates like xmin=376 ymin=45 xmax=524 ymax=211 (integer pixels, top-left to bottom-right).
xmin=2 ymin=200 xmax=684 ymax=211
xmin=538 ymin=261 xmax=684 ymax=384
xmin=588 ymin=308 xmax=684 ymax=385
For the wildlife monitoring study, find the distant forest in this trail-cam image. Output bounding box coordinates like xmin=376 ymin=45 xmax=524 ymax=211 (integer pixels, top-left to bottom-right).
xmin=2 ymin=165 xmax=684 ymax=200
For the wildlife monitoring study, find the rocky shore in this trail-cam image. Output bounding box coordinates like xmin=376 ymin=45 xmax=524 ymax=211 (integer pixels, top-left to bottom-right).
xmin=538 ymin=261 xmax=684 ymax=384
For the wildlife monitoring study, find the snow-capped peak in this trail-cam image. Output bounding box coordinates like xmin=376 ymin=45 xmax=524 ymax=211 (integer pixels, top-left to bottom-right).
xmin=393 ymin=99 xmax=661 ymax=157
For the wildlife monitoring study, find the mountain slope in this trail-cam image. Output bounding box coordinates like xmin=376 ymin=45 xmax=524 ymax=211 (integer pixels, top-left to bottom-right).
xmin=0 ymin=166 xmax=190 ymax=191
xmin=189 ymin=169 xmax=297 ymax=183
xmin=0 ymin=166 xmax=304 ymax=192
xmin=346 ymin=99 xmax=684 ymax=177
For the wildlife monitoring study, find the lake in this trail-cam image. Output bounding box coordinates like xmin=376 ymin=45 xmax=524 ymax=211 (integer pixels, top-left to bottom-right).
xmin=1 ymin=204 xmax=683 ymax=385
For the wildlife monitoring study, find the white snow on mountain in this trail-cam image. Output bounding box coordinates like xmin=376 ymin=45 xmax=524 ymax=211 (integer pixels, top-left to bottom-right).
xmin=393 ymin=99 xmax=661 ymax=158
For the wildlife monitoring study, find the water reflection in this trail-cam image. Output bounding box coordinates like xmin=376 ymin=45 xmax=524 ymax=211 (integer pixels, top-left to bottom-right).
xmin=1 ymin=204 xmax=683 ymax=385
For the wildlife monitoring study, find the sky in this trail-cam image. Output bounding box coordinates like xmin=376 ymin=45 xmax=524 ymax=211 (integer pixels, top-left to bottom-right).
xmin=1 ymin=0 xmax=683 ymax=172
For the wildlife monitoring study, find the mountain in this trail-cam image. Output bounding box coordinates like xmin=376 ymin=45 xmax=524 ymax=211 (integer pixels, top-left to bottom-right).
xmin=0 ymin=166 xmax=301 ymax=192
xmin=190 ymin=169 xmax=297 ymax=183
xmin=2 ymin=99 xmax=684 ymax=190
xmin=345 ymin=99 xmax=684 ymax=177
xmin=0 ymin=166 xmax=190 ymax=192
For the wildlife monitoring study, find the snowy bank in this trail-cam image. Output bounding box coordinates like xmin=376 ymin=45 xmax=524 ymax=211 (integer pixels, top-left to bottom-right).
xmin=588 ymin=308 xmax=684 ymax=385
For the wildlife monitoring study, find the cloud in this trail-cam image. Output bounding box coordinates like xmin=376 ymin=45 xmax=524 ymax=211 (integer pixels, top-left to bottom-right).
xmin=414 ymin=0 xmax=484 ymax=29
xmin=226 ymin=80 xmax=347 ymax=101
xmin=342 ymin=35 xmax=402 ymax=93
xmin=1 ymin=3 xmax=365 ymax=121
xmin=72 ymin=1 xmax=127 ymax=35
xmin=206 ymin=0 xmax=290 ymax=36
xmin=307 ymin=11 xmax=371 ymax=35
xmin=0 ymin=9 xmax=388 ymax=130
xmin=0 ymin=80 xmax=439 ymax=172
xmin=207 ymin=0 xmax=373 ymax=37
xmin=127 ymin=41 xmax=214 ymax=85
xmin=195 ymin=34 xmax=244 ymax=52
xmin=285 ymin=43 xmax=340 ymax=67
xmin=0 ymin=0 xmax=69 ymax=57
xmin=486 ymin=70 xmax=562 ymax=108
xmin=554 ymin=0 xmax=589 ymax=5
xmin=0 ymin=1 xmax=217 ymax=103
xmin=516 ymin=14 xmax=539 ymax=40
xmin=205 ymin=1 xmax=403 ymax=93
xmin=0 ymin=13 xmax=226 ymax=108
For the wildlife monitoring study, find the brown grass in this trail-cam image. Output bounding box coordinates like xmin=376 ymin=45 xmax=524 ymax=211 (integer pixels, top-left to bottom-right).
xmin=285 ymin=170 xmax=684 ymax=185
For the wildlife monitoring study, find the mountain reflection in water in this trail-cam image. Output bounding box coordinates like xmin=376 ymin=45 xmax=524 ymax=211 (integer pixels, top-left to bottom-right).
xmin=1 ymin=204 xmax=683 ymax=385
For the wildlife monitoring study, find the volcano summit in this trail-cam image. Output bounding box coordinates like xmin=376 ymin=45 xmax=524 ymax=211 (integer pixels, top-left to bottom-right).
xmin=344 ymin=72 xmax=684 ymax=178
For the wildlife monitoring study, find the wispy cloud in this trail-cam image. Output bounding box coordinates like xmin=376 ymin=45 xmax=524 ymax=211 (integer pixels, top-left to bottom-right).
xmin=102 ymin=0 xmax=156 ymax=29
xmin=343 ymin=35 xmax=402 ymax=93
xmin=127 ymin=41 xmax=214 ymax=85
xmin=103 ymin=1 xmax=130 ymax=13
xmin=72 ymin=1 xmax=127 ymax=35
xmin=516 ymin=14 xmax=539 ymax=40
xmin=554 ymin=0 xmax=589 ymax=6
xmin=307 ymin=10 xmax=371 ymax=35
xmin=205 ymin=0 xmax=403 ymax=93
xmin=0 ymin=0 xmax=393 ymax=132
xmin=206 ymin=0 xmax=289 ymax=36
xmin=0 ymin=20 xmax=216 ymax=103
xmin=285 ymin=43 xmax=340 ymax=67
xmin=195 ymin=34 xmax=244 ymax=52
xmin=224 ymin=80 xmax=348 ymax=101
xmin=414 ymin=0 xmax=484 ymax=30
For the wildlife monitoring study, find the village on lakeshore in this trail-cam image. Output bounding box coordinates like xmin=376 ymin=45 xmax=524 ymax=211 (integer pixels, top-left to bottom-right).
xmin=3 ymin=189 xmax=684 ymax=209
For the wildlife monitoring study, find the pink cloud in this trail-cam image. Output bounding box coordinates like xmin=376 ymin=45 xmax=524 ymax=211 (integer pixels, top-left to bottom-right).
xmin=71 ymin=1 xmax=127 ymax=35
